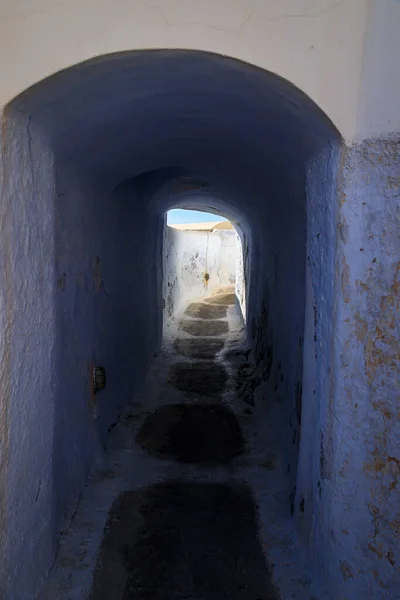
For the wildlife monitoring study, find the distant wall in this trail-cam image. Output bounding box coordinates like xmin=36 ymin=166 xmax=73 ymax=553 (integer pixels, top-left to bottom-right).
xmin=164 ymin=226 xmax=236 ymax=318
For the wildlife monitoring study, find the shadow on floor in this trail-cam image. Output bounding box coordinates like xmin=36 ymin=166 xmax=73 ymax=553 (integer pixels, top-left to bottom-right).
xmin=89 ymin=482 xmax=280 ymax=600
xmin=173 ymin=337 xmax=225 ymax=359
xmin=167 ymin=362 xmax=227 ymax=395
xmin=136 ymin=403 xmax=245 ymax=464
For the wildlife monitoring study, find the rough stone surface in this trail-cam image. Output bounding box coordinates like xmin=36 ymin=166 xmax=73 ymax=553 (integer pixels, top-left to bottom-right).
xmin=205 ymin=292 xmax=236 ymax=306
xmin=136 ymin=403 xmax=245 ymax=464
xmin=173 ymin=337 xmax=225 ymax=359
xmin=180 ymin=318 xmax=229 ymax=337
xmin=184 ymin=302 xmax=227 ymax=320
xmin=326 ymin=138 xmax=400 ymax=598
xmin=167 ymin=362 xmax=227 ymax=395
xmin=296 ymin=137 xmax=400 ymax=599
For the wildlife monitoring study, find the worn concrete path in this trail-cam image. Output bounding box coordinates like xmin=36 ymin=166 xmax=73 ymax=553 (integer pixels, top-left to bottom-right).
xmin=39 ymin=288 xmax=321 ymax=600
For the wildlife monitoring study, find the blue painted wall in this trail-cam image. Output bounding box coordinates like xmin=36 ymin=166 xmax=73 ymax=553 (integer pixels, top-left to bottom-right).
xmin=3 ymin=51 xmax=396 ymax=600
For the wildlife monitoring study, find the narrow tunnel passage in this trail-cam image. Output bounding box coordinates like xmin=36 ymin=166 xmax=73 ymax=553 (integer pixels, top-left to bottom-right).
xmin=89 ymin=289 xmax=278 ymax=600
xmin=41 ymin=289 xmax=308 ymax=599
xmin=2 ymin=50 xmax=344 ymax=599
xmin=138 ymin=290 xmax=241 ymax=464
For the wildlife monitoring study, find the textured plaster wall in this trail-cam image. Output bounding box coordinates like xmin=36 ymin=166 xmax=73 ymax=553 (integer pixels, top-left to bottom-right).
xmin=327 ymin=138 xmax=399 ymax=598
xmin=0 ymin=0 xmax=369 ymax=140
xmin=216 ymin=230 xmax=237 ymax=290
xmin=0 ymin=113 xmax=163 ymax=598
xmin=163 ymin=226 xmax=236 ymax=319
xmin=235 ymin=228 xmax=247 ymax=322
xmin=247 ymin=166 xmax=307 ymax=486
xmin=0 ymin=112 xmax=57 ymax=598
xmin=53 ymin=170 xmax=162 ymax=512
xmin=296 ymin=141 xmax=342 ymax=588
xmin=296 ymin=136 xmax=400 ymax=599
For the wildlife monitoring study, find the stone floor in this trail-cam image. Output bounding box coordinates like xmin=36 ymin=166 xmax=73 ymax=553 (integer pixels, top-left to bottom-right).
xmin=39 ymin=288 xmax=326 ymax=600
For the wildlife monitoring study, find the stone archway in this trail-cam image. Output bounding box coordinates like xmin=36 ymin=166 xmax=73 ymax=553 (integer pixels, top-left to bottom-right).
xmin=1 ymin=48 xmax=398 ymax=599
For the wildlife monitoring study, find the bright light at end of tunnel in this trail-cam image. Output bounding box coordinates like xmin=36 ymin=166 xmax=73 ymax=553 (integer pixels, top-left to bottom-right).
xmin=167 ymin=209 xmax=228 ymax=225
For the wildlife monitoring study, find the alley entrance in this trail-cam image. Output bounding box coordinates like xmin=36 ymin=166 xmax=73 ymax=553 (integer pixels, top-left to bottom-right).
xmin=6 ymin=47 xmax=395 ymax=600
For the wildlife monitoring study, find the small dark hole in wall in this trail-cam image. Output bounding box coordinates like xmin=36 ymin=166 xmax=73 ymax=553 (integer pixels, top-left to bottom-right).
xmin=92 ymin=366 xmax=106 ymax=393
xmin=57 ymin=273 xmax=66 ymax=291
xmin=300 ymin=498 xmax=305 ymax=513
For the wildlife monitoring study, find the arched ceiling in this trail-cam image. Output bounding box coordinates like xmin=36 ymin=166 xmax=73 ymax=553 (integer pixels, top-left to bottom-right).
xmin=8 ymin=50 xmax=341 ymax=221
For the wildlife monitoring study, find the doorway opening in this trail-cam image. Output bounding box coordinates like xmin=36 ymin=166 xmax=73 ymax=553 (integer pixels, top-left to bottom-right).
xmin=163 ymin=207 xmax=246 ymax=326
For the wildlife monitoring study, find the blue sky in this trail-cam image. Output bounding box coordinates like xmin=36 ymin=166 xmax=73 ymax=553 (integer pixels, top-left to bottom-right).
xmin=167 ymin=209 xmax=227 ymax=225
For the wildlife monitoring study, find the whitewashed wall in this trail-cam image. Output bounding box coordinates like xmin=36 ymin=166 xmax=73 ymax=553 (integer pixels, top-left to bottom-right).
xmin=164 ymin=226 xmax=236 ymax=319
xmin=235 ymin=229 xmax=247 ymax=323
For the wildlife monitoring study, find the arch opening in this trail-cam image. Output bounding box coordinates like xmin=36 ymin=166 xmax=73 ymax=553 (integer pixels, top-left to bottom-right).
xmin=0 ymin=49 xmax=342 ymax=599
xmin=163 ymin=206 xmax=246 ymax=325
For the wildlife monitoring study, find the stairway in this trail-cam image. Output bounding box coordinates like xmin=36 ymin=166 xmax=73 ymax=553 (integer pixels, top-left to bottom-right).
xmin=39 ymin=289 xmax=315 ymax=600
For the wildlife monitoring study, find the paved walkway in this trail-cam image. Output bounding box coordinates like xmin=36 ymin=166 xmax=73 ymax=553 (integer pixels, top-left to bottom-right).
xmin=39 ymin=289 xmax=320 ymax=600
